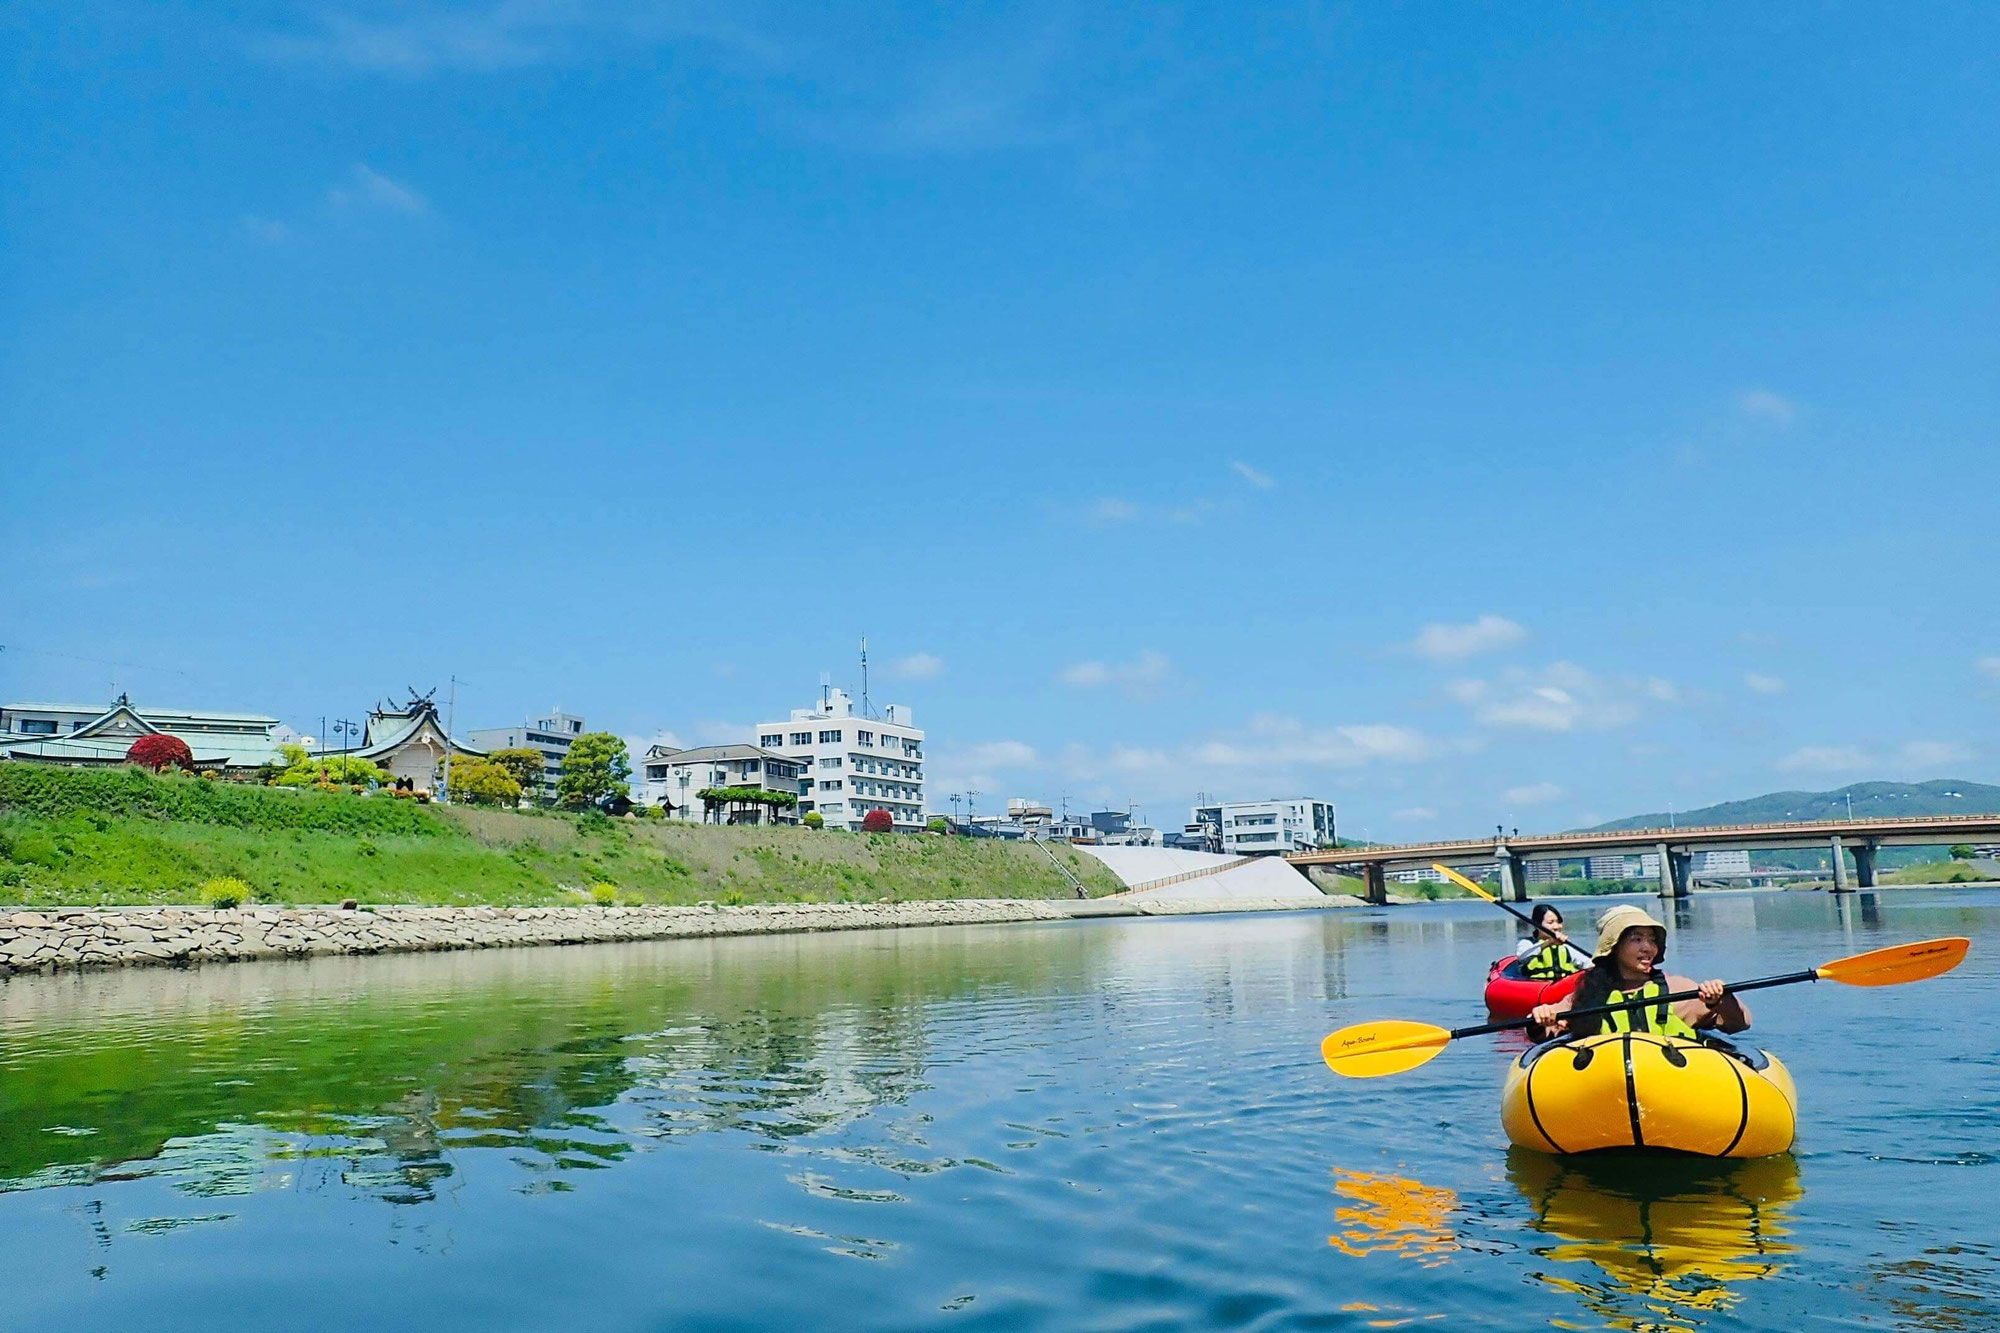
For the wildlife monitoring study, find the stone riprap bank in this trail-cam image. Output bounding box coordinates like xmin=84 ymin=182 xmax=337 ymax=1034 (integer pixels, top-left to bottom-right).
xmin=0 ymin=897 xmax=1342 ymax=976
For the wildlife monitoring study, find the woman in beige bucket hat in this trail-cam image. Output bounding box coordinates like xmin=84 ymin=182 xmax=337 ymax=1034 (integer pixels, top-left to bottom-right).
xmin=1530 ymin=903 xmax=1750 ymax=1038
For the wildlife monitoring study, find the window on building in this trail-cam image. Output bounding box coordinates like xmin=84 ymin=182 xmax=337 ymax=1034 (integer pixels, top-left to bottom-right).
xmin=857 ymin=730 xmax=873 ymax=745
xmin=761 ymin=734 xmax=784 ymax=747
xmin=791 ymin=732 xmax=812 ymax=746
xmin=820 ymin=757 xmax=842 ymax=769
xmin=19 ymin=719 xmax=57 ymax=735
xmin=743 ymin=760 xmax=760 ymax=773
xmin=819 ymin=730 xmax=842 ymax=744
xmin=646 ymin=766 xmax=667 ymax=781
xmin=821 ymin=780 xmax=842 ymax=791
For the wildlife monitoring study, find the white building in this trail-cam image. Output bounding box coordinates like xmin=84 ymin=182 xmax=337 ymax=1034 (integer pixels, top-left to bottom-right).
xmin=755 ymin=687 xmax=925 ymax=832
xmin=1692 ymin=849 xmax=1753 ymax=876
xmin=631 ymin=744 xmax=807 ymax=823
xmin=1200 ymin=798 xmax=1337 ymax=855
xmin=465 ymin=709 xmax=587 ymax=803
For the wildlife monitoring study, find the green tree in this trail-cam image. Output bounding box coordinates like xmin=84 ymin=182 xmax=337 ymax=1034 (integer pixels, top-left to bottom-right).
xmin=1949 ymin=844 xmax=1975 ymax=860
xmin=448 ymin=757 xmax=523 ymax=807
xmin=927 ymin=817 xmax=947 ymax=833
xmin=488 ymin=748 xmax=547 ymax=800
xmin=557 ymin=732 xmax=632 ymax=809
xmin=271 ymin=745 xmax=391 ymax=789
xmin=803 ymin=812 xmax=824 ymax=829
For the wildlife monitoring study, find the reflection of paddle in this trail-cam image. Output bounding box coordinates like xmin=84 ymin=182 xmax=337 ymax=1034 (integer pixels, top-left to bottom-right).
xmin=1431 ymin=862 xmax=1594 ymax=968
xmin=1321 ymin=936 xmax=1971 ymax=1078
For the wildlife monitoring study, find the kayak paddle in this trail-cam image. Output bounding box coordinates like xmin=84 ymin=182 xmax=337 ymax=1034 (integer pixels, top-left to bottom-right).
xmin=1430 ymin=861 xmax=1594 ymax=967
xmin=1320 ymin=935 xmax=1971 ymax=1079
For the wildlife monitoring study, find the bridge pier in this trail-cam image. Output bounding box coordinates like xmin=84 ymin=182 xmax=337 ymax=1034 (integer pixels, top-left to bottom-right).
xmin=1830 ymin=836 xmax=1851 ymax=892
xmin=1851 ymin=839 xmax=1879 ymax=890
xmin=1655 ymin=842 xmax=1690 ymax=899
xmin=1498 ymin=850 xmax=1528 ymax=903
xmin=1363 ymin=863 xmax=1388 ymax=906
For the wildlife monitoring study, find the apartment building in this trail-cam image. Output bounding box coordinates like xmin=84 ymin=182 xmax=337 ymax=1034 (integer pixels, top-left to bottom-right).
xmin=631 ymin=744 xmax=807 ymax=823
xmin=1192 ymin=798 xmax=1337 ymax=855
xmin=754 ymin=687 xmax=925 ymax=832
xmin=465 ymin=709 xmax=587 ymax=804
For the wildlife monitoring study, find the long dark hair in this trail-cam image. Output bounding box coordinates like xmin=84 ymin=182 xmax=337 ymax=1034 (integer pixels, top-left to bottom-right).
xmin=1523 ymin=902 xmax=1563 ymax=941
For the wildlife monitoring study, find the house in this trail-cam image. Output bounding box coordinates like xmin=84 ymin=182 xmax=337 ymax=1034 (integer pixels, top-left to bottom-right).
xmin=632 ymin=744 xmax=807 ymax=824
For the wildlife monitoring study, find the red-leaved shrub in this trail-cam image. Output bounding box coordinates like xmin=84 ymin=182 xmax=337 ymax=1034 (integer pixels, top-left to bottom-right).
xmin=127 ymin=734 xmax=196 ymax=773
xmin=860 ymin=808 xmax=894 ymax=833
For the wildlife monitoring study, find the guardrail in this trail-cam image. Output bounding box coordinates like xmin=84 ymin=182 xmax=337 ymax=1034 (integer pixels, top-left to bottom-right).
xmin=1115 ymin=856 xmax=1258 ymax=895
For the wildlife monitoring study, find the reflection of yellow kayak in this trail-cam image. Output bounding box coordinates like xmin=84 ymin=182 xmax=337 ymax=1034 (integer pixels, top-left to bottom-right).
xmin=1501 ymin=1033 xmax=1798 ymax=1158
xmin=1508 ymin=1150 xmax=1802 ymax=1328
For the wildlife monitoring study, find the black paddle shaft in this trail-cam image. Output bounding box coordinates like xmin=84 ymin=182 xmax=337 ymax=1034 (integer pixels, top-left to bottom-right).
xmin=1449 ymin=968 xmax=1821 ymax=1040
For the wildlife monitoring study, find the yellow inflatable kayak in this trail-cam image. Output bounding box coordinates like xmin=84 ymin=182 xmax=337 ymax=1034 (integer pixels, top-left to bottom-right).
xmin=1501 ymin=1032 xmax=1797 ymax=1158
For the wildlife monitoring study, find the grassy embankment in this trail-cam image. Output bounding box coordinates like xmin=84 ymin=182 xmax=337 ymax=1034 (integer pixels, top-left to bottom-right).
xmin=0 ymin=764 xmax=1123 ymax=908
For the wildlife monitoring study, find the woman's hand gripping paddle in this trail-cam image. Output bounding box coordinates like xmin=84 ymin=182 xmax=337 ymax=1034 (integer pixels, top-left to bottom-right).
xmin=1320 ymin=936 xmax=1971 ymax=1078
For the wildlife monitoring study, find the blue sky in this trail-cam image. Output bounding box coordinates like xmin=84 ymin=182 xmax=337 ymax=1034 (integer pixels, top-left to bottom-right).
xmin=6 ymin=2 xmax=1998 ymax=835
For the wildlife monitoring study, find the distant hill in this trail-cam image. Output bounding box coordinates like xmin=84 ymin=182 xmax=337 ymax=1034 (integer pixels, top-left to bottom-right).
xmin=1587 ymin=779 xmax=2000 ymax=832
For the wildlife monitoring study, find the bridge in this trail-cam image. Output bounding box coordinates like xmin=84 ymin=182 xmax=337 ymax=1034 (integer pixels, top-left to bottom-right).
xmin=1286 ymin=813 xmax=2000 ymax=905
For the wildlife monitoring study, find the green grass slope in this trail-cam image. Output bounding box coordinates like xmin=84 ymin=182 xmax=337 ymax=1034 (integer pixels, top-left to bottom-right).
xmin=1587 ymin=779 xmax=2000 ymax=831
xmin=0 ymin=763 xmax=1122 ymax=907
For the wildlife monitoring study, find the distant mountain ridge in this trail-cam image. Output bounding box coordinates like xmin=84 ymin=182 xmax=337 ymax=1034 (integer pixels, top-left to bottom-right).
xmin=1586 ymin=779 xmax=2000 ymax=832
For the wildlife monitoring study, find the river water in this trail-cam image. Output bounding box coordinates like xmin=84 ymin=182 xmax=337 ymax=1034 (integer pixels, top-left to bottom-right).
xmin=2 ymin=888 xmax=1994 ymax=1331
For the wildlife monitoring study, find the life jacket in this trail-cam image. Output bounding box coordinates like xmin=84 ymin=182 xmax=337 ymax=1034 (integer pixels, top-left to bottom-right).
xmin=1521 ymin=941 xmax=1581 ymax=980
xmin=1601 ymin=973 xmax=1699 ymax=1039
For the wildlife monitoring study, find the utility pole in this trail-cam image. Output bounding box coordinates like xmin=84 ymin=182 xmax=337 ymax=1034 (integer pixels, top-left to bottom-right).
xmin=966 ymin=790 xmax=980 ymax=828
xmin=441 ymin=676 xmax=462 ymax=803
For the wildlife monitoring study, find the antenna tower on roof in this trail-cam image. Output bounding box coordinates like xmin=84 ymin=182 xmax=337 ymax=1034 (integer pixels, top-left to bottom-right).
xmin=860 ymin=635 xmax=871 ymax=719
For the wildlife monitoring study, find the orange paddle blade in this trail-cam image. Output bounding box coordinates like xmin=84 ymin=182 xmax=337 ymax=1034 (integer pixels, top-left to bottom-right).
xmin=1432 ymin=863 xmax=1497 ymax=902
xmin=1321 ymin=1020 xmax=1452 ymax=1079
xmin=1816 ymin=936 xmax=1970 ymax=987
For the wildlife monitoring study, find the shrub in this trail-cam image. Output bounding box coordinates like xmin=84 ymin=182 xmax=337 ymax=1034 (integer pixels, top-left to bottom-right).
xmin=860 ymin=808 xmax=894 ymax=834
xmin=589 ymin=882 xmax=618 ymax=906
xmin=200 ymin=876 xmax=251 ymax=909
xmin=1950 ymin=844 xmax=1975 ymax=860
xmin=803 ymin=812 xmax=824 ymax=830
xmin=128 ymin=735 xmax=196 ymax=773
xmin=445 ymin=757 xmax=522 ymax=807
xmin=926 ymin=817 xmax=947 ymax=833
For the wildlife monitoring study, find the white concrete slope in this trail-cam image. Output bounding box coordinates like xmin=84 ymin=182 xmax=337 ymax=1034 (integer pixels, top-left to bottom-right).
xmin=1075 ymin=846 xmax=1326 ymax=901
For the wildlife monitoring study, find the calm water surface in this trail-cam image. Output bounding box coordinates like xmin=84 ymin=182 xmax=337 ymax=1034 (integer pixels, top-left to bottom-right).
xmin=2 ymin=889 xmax=1995 ymax=1331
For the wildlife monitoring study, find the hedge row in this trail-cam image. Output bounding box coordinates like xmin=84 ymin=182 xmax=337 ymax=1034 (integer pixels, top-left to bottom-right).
xmin=0 ymin=762 xmax=445 ymax=836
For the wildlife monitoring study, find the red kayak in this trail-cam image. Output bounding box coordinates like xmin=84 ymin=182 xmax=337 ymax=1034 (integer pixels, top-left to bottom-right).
xmin=1483 ymin=953 xmax=1584 ymax=1020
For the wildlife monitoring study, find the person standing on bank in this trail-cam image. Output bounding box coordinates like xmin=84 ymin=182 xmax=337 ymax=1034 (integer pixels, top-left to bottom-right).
xmin=1530 ymin=905 xmax=1750 ymax=1038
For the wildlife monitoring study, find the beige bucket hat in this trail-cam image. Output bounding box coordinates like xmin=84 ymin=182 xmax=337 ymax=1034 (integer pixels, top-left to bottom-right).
xmin=1593 ymin=904 xmax=1669 ymax=960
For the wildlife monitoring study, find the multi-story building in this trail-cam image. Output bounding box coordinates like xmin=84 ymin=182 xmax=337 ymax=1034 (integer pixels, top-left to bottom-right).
xmin=1691 ymin=849 xmax=1753 ymax=876
xmin=465 ymin=710 xmax=587 ymax=803
xmin=1194 ymin=798 xmax=1338 ymax=855
xmin=754 ymin=688 xmax=925 ymax=832
xmin=631 ymin=744 xmax=807 ymax=823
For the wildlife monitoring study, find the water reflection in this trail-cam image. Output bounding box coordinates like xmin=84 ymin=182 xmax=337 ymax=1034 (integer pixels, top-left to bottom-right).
xmin=1326 ymin=1167 xmax=1460 ymax=1266
xmin=1509 ymin=1149 xmax=1802 ymax=1332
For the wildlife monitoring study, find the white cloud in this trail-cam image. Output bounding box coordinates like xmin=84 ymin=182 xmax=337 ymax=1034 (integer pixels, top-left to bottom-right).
xmin=1191 ymin=714 xmax=1432 ymax=768
xmin=1392 ymin=806 xmax=1438 ymax=823
xmin=1503 ymin=782 xmax=1564 ymax=806
xmin=1089 ymin=497 xmax=1140 ymax=523
xmin=631 ymin=730 xmax=684 ymax=756
xmin=1410 ymin=615 xmax=1527 ymax=662
xmin=1776 ymin=745 xmax=1872 ymax=775
xmin=241 ymin=215 xmax=290 ymax=243
xmin=1451 ymin=661 xmax=1674 ymax=733
xmin=329 ymin=164 xmax=428 ymax=215
xmin=1230 ymin=460 xmax=1273 ymax=489
xmin=1898 ymin=740 xmax=1972 ymax=770
xmin=1978 ymin=657 xmax=2000 ymax=681
xmin=964 ymin=740 xmax=1037 ymax=769
xmin=891 ymin=652 xmax=944 ymax=680
xmin=1738 ymin=389 xmax=1797 ymax=427
xmin=1059 ymin=651 xmax=1170 ymax=691
xmin=1745 ymin=673 xmax=1787 ymax=695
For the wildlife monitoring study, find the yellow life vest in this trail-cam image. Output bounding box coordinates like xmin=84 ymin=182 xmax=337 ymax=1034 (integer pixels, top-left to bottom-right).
xmin=1522 ymin=942 xmax=1581 ymax=980
xmin=1602 ymin=975 xmax=1699 ymax=1039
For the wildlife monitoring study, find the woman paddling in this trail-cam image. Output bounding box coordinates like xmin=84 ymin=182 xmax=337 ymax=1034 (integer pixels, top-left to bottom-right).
xmin=1531 ymin=905 xmax=1749 ymax=1038
xmin=1514 ymin=903 xmax=1584 ymax=980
